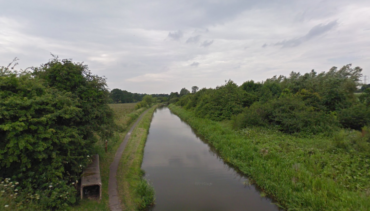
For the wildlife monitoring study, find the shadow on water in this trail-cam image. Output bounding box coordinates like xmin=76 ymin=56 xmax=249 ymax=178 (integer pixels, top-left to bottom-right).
xmin=142 ymin=107 xmax=282 ymax=211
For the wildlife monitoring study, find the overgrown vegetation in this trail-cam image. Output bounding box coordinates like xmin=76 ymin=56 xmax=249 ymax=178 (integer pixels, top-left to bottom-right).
xmin=0 ymin=57 xmax=117 ymax=209
xmin=175 ymin=65 xmax=369 ymax=134
xmin=170 ymin=64 xmax=370 ymax=210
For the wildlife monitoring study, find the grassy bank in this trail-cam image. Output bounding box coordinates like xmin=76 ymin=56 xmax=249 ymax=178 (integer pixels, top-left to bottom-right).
xmin=169 ymin=104 xmax=370 ymax=211
xmin=69 ymin=103 xmax=147 ymax=211
xmin=117 ymin=106 xmax=157 ymax=211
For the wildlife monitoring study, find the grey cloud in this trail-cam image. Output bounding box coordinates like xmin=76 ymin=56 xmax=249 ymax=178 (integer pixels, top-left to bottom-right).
xmin=186 ymin=35 xmax=201 ymax=44
xmin=201 ymin=40 xmax=214 ymax=47
xmin=275 ymin=20 xmax=338 ymax=47
xmin=190 ymin=62 xmax=199 ymax=67
xmin=168 ymin=31 xmax=183 ymax=40
xmin=262 ymin=43 xmax=267 ymax=48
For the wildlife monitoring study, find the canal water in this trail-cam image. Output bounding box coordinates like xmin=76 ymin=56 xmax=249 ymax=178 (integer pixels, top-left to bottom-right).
xmin=141 ymin=107 xmax=279 ymax=211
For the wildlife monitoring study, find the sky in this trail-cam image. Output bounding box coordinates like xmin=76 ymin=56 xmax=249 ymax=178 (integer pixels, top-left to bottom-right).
xmin=1 ymin=0 xmax=370 ymax=94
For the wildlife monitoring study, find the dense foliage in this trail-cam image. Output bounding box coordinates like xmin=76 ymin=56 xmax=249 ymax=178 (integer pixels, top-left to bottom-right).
xmin=135 ymin=95 xmax=154 ymax=109
xmin=175 ymin=64 xmax=368 ymax=134
xmin=0 ymin=58 xmax=116 ymax=209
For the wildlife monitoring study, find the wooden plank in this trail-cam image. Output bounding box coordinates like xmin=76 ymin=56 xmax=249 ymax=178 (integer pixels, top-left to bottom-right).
xmin=80 ymin=154 xmax=102 ymax=200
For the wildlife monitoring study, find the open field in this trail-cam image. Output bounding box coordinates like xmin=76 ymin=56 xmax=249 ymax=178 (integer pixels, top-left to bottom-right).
xmin=169 ymin=104 xmax=370 ymax=211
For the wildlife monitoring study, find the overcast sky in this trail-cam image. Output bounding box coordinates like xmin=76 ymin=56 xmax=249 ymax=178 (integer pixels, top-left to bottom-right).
xmin=1 ymin=0 xmax=370 ymax=94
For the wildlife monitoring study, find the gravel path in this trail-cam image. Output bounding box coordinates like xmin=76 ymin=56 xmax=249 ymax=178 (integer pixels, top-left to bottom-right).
xmin=108 ymin=109 xmax=149 ymax=211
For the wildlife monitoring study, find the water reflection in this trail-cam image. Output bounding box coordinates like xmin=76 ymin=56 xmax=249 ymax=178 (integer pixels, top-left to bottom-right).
xmin=141 ymin=107 xmax=280 ymax=211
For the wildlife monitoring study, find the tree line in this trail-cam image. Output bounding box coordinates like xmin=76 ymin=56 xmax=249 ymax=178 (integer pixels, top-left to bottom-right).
xmin=173 ymin=64 xmax=370 ymax=136
xmin=109 ymin=88 xmax=169 ymax=104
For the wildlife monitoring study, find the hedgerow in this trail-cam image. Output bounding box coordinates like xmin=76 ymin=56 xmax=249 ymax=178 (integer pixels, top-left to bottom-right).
xmin=0 ymin=57 xmax=116 ymax=209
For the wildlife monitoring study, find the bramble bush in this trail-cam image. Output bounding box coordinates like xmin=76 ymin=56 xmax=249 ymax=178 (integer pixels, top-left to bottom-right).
xmin=0 ymin=58 xmax=116 ymax=209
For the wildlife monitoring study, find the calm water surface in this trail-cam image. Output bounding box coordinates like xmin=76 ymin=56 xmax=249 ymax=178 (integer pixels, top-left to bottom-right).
xmin=141 ymin=107 xmax=280 ymax=211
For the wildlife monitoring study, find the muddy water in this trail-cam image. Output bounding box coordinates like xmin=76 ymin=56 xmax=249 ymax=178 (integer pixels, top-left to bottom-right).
xmin=141 ymin=107 xmax=280 ymax=211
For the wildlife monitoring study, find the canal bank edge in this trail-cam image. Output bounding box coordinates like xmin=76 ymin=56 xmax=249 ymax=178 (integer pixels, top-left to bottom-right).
xmin=116 ymin=105 xmax=157 ymax=210
xmin=168 ymin=104 xmax=370 ymax=211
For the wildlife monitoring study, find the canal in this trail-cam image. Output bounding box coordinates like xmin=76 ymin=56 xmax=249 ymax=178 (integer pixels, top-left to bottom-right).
xmin=141 ymin=107 xmax=280 ymax=211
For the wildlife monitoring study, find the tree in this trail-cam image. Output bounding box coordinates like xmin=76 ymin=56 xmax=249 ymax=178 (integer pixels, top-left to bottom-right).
xmin=192 ymin=86 xmax=199 ymax=93
xmin=143 ymin=95 xmax=153 ymax=106
xmin=180 ymin=88 xmax=190 ymax=96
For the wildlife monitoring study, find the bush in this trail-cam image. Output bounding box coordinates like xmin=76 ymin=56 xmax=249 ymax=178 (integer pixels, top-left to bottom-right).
xmin=194 ymin=80 xmax=244 ymax=121
xmin=176 ymin=94 xmax=193 ymax=107
xmin=337 ymin=103 xmax=370 ymax=130
xmin=0 ymin=58 xmax=116 ymax=209
xmin=233 ymin=96 xmax=339 ymax=134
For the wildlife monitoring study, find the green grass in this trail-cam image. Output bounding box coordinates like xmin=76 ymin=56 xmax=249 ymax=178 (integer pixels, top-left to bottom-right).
xmin=117 ymin=105 xmax=157 ymax=211
xmin=169 ymin=104 xmax=370 ymax=211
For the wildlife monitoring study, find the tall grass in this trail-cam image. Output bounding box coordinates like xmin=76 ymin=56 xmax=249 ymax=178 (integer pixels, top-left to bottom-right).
xmin=169 ymin=104 xmax=370 ymax=211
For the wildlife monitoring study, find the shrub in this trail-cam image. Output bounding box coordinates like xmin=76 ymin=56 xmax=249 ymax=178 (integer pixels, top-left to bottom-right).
xmin=135 ymin=101 xmax=148 ymax=109
xmin=0 ymin=58 xmax=116 ymax=209
xmin=337 ymin=103 xmax=370 ymax=130
xmin=176 ymin=94 xmax=193 ymax=107
xmin=194 ymin=80 xmax=244 ymax=121
xmin=233 ymin=96 xmax=339 ymax=134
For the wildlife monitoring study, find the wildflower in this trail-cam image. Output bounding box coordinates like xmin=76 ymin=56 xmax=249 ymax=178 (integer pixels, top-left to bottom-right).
xmin=1 ymin=181 xmax=3 ymax=184
xmin=76 ymin=180 xmax=78 ymax=184
xmin=15 ymin=189 xmax=18 ymax=192
xmin=87 ymin=155 xmax=90 ymax=158
xmin=14 ymin=193 xmax=18 ymax=195
xmin=79 ymin=165 xmax=82 ymax=167
xmin=49 ymin=185 xmax=52 ymax=188
xmin=1 ymin=190 xmax=4 ymax=193
xmin=11 ymin=185 xmax=14 ymax=188
xmin=15 ymin=182 xmax=19 ymax=185
xmin=5 ymin=205 xmax=9 ymax=208
xmin=72 ymin=182 xmax=75 ymax=185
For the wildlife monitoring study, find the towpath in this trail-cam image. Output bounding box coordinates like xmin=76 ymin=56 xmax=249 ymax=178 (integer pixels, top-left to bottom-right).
xmin=108 ymin=109 xmax=149 ymax=211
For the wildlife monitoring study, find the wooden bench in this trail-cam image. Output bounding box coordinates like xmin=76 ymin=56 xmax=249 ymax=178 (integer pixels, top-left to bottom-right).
xmin=80 ymin=154 xmax=102 ymax=200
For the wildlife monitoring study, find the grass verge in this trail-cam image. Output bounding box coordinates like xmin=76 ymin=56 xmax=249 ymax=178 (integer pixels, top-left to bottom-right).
xmin=117 ymin=106 xmax=157 ymax=211
xmin=69 ymin=103 xmax=147 ymax=211
xmin=169 ymin=104 xmax=370 ymax=211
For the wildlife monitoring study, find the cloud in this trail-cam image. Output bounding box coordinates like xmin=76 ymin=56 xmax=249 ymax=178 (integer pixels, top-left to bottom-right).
xmin=190 ymin=62 xmax=199 ymax=67
xmin=201 ymin=40 xmax=214 ymax=47
xmin=168 ymin=30 xmax=183 ymax=40
xmin=274 ymin=20 xmax=338 ymax=47
xmin=1 ymin=0 xmax=370 ymax=94
xmin=186 ymin=35 xmax=201 ymax=44
xmin=262 ymin=43 xmax=267 ymax=48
